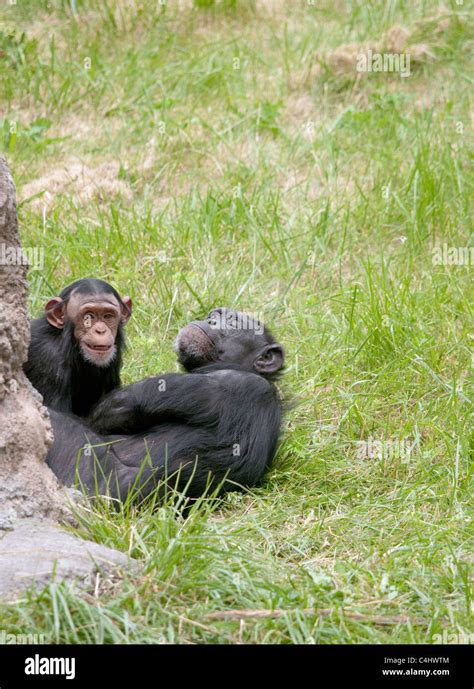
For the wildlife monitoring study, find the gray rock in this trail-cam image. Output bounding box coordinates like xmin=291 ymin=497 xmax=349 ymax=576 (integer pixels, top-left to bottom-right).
xmin=0 ymin=519 xmax=134 ymax=601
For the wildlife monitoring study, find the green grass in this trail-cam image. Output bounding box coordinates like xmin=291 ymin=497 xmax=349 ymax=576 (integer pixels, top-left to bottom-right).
xmin=0 ymin=0 xmax=472 ymax=643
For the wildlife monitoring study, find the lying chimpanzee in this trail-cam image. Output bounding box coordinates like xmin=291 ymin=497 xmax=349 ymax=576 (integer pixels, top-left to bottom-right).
xmin=46 ymin=308 xmax=284 ymax=502
xmin=24 ymin=278 xmax=132 ymax=417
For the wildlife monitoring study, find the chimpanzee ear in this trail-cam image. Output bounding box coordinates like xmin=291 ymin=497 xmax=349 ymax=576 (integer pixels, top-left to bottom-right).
xmin=45 ymin=298 xmax=65 ymax=329
xmin=253 ymin=344 xmax=285 ymax=375
xmin=120 ymin=296 xmax=132 ymax=324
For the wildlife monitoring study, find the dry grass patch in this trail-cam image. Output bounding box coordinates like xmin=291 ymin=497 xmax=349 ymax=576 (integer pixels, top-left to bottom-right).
xmin=20 ymin=158 xmax=132 ymax=209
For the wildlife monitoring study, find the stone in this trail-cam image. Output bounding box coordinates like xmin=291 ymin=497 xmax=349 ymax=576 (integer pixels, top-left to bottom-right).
xmin=0 ymin=519 xmax=134 ymax=601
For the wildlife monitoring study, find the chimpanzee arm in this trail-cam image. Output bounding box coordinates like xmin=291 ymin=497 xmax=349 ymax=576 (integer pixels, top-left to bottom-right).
xmin=88 ymin=373 xmax=225 ymax=434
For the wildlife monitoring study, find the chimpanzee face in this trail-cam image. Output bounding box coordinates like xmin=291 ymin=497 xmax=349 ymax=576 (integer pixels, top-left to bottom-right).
xmin=175 ymin=308 xmax=284 ymax=376
xmin=44 ymin=290 xmax=132 ymax=368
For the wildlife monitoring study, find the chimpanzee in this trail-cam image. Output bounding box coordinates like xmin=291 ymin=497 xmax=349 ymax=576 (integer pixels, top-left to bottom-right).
xmin=24 ymin=278 xmax=132 ymax=417
xmin=46 ymin=308 xmax=285 ymax=501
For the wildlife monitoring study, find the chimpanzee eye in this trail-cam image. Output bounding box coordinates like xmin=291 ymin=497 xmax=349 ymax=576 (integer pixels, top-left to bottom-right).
xmin=104 ymin=313 xmax=114 ymax=321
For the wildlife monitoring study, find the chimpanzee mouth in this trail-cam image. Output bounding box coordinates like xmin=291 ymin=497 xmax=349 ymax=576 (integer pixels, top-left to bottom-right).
xmin=81 ymin=342 xmax=116 ymax=368
xmin=84 ymin=343 xmax=113 ymax=354
xmin=174 ymin=323 xmax=217 ymax=369
xmin=190 ymin=323 xmax=215 ymax=345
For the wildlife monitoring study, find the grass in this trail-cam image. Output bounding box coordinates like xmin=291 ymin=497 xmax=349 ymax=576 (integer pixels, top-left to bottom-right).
xmin=0 ymin=0 xmax=472 ymax=644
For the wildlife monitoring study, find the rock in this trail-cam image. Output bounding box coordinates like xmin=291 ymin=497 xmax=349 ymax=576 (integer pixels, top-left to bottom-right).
xmin=0 ymin=519 xmax=134 ymax=601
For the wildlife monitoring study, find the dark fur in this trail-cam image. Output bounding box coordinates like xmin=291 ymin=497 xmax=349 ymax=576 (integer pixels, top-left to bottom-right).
xmin=46 ymin=311 xmax=284 ymax=502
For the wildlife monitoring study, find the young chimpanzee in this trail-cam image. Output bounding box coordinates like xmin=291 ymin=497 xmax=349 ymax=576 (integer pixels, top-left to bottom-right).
xmin=46 ymin=308 xmax=285 ymax=502
xmin=24 ymin=278 xmax=132 ymax=417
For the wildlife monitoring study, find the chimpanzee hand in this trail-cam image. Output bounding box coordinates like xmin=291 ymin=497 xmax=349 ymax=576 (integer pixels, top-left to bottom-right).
xmin=88 ymin=387 xmax=141 ymax=435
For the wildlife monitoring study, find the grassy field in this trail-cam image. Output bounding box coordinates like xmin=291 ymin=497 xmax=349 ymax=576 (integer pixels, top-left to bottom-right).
xmin=0 ymin=0 xmax=472 ymax=644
